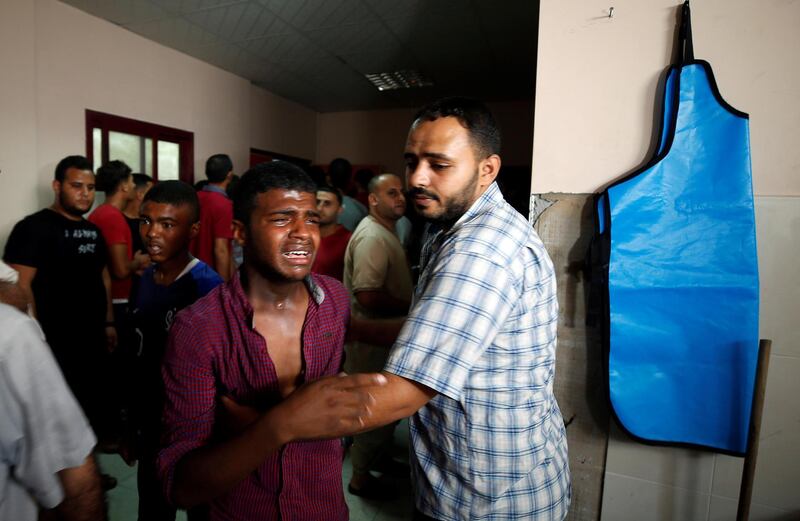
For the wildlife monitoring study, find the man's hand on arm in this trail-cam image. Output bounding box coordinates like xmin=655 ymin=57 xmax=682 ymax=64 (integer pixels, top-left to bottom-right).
xmin=171 ymin=372 xmax=387 ymax=508
xmin=352 ymin=371 xmax=437 ymax=433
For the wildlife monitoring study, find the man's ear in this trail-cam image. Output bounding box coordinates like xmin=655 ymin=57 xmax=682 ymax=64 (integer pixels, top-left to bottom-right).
xmin=337 ymin=204 xmax=344 ymax=216
xmin=52 ymin=179 xmax=61 ymax=195
xmin=478 ymin=154 xmax=501 ymax=189
xmin=232 ymin=219 xmax=246 ymax=246
xmin=368 ymin=193 xmax=378 ymax=207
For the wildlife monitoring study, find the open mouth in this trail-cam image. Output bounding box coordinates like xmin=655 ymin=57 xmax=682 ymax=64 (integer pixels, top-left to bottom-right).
xmin=282 ymin=250 xmax=312 ymax=264
xmin=147 ymin=244 xmax=164 ymax=256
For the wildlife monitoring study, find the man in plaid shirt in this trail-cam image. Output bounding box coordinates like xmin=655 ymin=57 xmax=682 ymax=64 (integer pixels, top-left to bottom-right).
xmin=350 ymin=98 xmax=571 ymax=520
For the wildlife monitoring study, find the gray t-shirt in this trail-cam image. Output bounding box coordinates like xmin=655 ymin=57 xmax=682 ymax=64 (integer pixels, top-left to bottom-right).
xmin=0 ymin=304 xmax=96 ymax=520
xmin=337 ymin=195 xmax=368 ymax=232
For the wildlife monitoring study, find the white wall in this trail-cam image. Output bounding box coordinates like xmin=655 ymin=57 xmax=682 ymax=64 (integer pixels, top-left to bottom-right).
xmin=533 ymin=1 xmax=800 ymax=519
xmin=532 ymin=0 xmax=800 ymax=196
xmin=250 ymin=86 xmax=317 ymax=161
xmin=0 ymin=0 xmax=318 ymax=252
xmin=0 ymin=0 xmax=39 ymax=249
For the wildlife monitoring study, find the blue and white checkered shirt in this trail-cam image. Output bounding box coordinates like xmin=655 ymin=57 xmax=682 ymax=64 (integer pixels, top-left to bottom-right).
xmin=385 ymin=182 xmax=570 ymax=520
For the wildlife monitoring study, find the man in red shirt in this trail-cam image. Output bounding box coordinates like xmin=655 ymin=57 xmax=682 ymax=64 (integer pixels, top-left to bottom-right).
xmin=191 ymin=154 xmax=234 ymax=281
xmin=311 ymin=185 xmax=352 ymax=281
xmin=90 ymin=160 xmax=151 ymax=454
xmin=157 ymin=161 xmax=385 ymax=520
xmin=90 ymin=160 xmax=151 ymax=307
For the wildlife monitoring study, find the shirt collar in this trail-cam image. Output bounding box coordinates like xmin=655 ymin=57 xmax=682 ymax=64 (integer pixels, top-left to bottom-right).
xmin=202 ymin=184 xmax=229 ymax=197
xmin=230 ymin=270 xmax=326 ymax=326
xmin=427 ymin=181 xmax=503 ymax=237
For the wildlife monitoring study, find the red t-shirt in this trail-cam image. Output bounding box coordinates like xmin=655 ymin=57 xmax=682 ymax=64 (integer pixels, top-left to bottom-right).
xmin=89 ymin=203 xmax=133 ymax=301
xmin=311 ymin=225 xmax=352 ymax=281
xmin=191 ymin=188 xmax=234 ymax=272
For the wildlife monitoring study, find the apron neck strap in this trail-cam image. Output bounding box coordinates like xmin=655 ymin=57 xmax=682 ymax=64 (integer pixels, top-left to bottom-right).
xmin=678 ymin=0 xmax=695 ymax=64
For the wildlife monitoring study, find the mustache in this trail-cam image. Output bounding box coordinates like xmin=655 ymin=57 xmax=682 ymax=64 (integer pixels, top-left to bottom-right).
xmin=408 ymin=187 xmax=439 ymax=201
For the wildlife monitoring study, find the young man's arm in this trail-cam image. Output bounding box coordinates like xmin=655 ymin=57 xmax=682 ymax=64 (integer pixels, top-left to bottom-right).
xmin=8 ymin=263 xmax=36 ymax=315
xmin=107 ymin=243 xmax=149 ymax=279
xmin=170 ymin=372 xmax=386 ymax=507
xmin=212 ymin=238 xmax=231 ymax=281
xmin=54 ymin=455 xmax=106 ymax=521
xmin=159 ymin=311 xmax=387 ymax=508
xmin=101 ymin=267 xmax=116 ymax=351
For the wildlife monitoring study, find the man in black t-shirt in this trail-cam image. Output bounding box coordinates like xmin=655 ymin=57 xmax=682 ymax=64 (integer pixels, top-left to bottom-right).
xmin=3 ymin=155 xmax=117 ymax=440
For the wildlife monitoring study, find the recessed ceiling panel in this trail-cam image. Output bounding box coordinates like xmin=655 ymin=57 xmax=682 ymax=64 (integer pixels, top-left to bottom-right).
xmin=60 ymin=0 xmax=538 ymax=111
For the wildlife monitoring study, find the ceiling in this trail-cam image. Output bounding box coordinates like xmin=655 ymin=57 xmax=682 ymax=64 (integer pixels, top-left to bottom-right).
xmin=61 ymin=0 xmax=539 ymax=112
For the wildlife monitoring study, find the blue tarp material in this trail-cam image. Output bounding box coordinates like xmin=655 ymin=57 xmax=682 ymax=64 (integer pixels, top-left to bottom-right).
xmin=593 ymin=1 xmax=759 ymax=454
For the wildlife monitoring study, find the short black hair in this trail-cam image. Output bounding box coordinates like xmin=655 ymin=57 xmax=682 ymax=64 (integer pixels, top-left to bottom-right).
xmin=354 ymin=168 xmax=375 ymax=190
xmin=317 ymin=184 xmax=342 ymax=205
xmin=96 ymin=160 xmax=132 ymax=194
xmin=132 ymin=173 xmax=153 ymax=190
xmin=412 ymin=97 xmax=501 ymax=158
xmin=305 ymin=165 xmax=328 ymax=187
xmin=206 ymin=154 xmax=233 ymax=183
xmin=54 ymin=155 xmax=93 ymax=182
xmin=234 ymin=161 xmax=317 ymax=226
xmin=142 ymin=180 xmax=200 ymax=222
xmin=328 ymin=158 xmax=352 ymax=190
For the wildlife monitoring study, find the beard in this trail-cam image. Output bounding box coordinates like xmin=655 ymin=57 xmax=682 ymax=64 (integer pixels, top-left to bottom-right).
xmin=410 ymin=168 xmax=479 ymax=225
xmin=60 ymin=192 xmax=90 ymax=217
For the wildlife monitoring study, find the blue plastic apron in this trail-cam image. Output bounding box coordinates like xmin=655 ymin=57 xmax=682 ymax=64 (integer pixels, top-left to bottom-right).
xmin=593 ymin=1 xmax=759 ymax=454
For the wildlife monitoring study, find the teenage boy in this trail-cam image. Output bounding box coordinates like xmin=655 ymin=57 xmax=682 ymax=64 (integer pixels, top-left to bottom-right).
xmin=156 ymin=161 xmax=385 ymax=520
xmin=132 ymin=181 xmax=223 ymax=521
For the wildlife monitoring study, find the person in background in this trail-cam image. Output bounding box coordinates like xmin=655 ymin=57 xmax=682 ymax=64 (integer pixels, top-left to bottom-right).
xmin=90 ymin=160 xmax=151 ymax=452
xmin=0 ymin=260 xmax=25 ymax=311
xmin=329 ymin=157 xmax=367 ymax=232
xmin=132 ymin=181 xmax=223 ymax=521
xmin=226 ymin=174 xmax=244 ymax=268
xmin=311 ymin=185 xmax=352 ymax=281
xmin=191 ymin=154 xmax=235 ymax=281
xmin=90 ymin=160 xmax=151 ymax=310
xmin=352 ymin=168 xmax=374 ymax=208
xmin=343 ymin=173 xmax=412 ymax=498
xmin=4 ymin=155 xmax=118 ymax=485
xmin=123 ymin=173 xmax=154 ymax=304
xmin=123 ymin=173 xmax=154 ymax=256
xmin=0 ymin=302 xmax=106 ymax=521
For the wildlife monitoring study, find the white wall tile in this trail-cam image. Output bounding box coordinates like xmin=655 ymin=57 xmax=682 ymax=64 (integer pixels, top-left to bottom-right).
xmin=712 ymin=355 xmax=800 ymax=511
xmin=707 ymin=495 xmax=790 ymax=521
xmin=755 ymin=197 xmax=800 ymax=359
xmin=600 ymin=474 xmax=710 ymax=521
xmin=606 ymin=423 xmax=715 ymax=493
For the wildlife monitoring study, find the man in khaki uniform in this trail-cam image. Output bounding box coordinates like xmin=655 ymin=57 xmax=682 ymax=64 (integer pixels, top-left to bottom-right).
xmin=343 ymin=174 xmax=413 ymax=498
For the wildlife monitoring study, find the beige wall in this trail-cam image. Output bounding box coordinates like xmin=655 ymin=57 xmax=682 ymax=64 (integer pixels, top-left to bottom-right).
xmin=532 ymin=0 xmax=800 ymax=196
xmin=250 ymin=86 xmax=317 ymax=161
xmin=0 ymin=0 xmax=39 ymax=248
xmin=316 ymin=108 xmax=416 ymax=176
xmin=0 ymin=0 xmax=318 ymax=251
xmin=316 ymin=100 xmax=534 ymax=177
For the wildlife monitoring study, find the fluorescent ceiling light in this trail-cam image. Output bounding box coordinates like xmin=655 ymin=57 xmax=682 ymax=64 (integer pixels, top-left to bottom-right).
xmin=365 ymin=70 xmax=434 ymax=91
